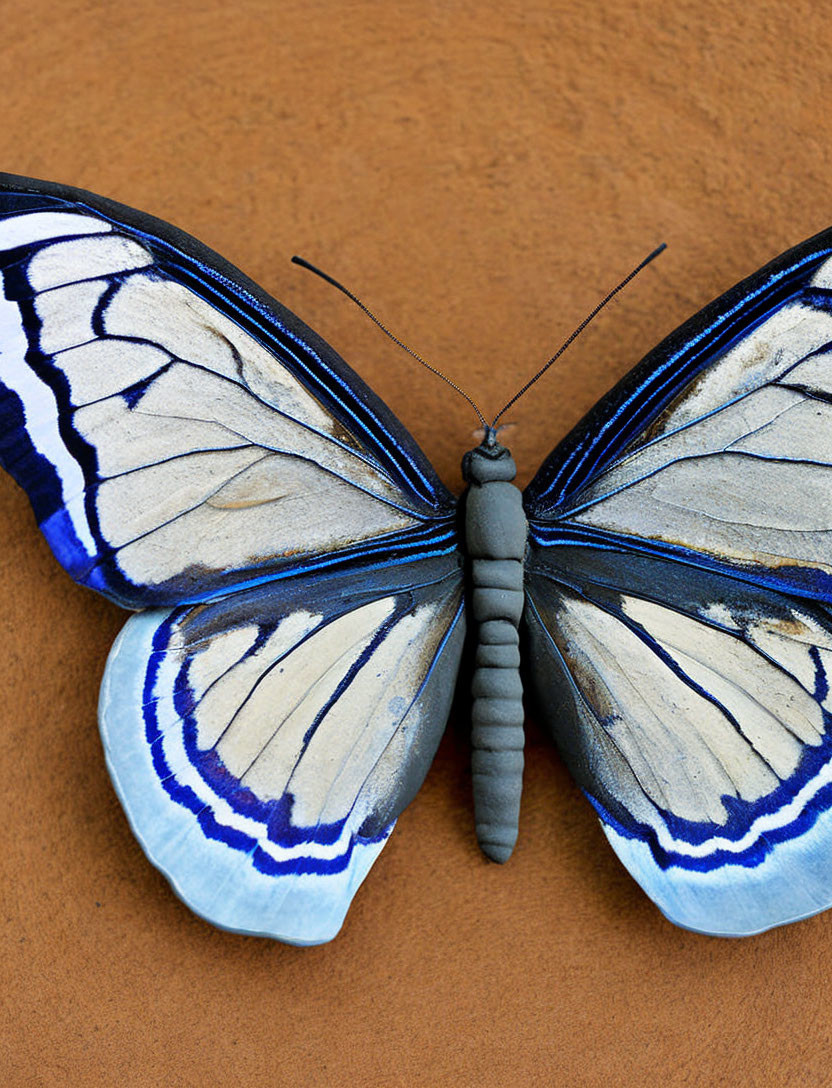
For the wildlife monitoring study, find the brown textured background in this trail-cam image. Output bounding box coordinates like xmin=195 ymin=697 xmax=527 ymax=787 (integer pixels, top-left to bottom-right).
xmin=1 ymin=2 xmax=831 ymax=1085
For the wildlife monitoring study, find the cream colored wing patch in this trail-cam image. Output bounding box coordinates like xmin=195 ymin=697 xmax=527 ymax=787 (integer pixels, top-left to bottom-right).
xmin=562 ymin=287 xmax=832 ymax=576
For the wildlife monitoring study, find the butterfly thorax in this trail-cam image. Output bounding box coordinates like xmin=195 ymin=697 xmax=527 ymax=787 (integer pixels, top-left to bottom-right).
xmin=462 ymin=439 xmax=526 ymax=863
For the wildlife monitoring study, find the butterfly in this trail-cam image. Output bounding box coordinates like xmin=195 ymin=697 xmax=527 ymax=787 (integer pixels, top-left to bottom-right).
xmin=4 ymin=172 xmax=832 ymax=945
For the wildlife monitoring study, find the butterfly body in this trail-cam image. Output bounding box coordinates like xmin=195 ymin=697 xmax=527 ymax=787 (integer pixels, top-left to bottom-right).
xmin=463 ymin=435 xmax=527 ymax=863
xmin=5 ymin=173 xmax=832 ymax=943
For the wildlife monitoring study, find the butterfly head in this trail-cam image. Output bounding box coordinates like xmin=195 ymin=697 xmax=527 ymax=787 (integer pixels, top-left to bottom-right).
xmin=462 ymin=430 xmax=517 ymax=484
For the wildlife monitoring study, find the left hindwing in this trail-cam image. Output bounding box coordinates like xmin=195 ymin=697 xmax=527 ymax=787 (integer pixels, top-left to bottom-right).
xmin=524 ymin=230 xmax=832 ymax=935
xmin=101 ymin=558 xmax=465 ymax=944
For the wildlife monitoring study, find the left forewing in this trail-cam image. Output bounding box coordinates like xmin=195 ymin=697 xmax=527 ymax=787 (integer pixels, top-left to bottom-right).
xmin=0 ymin=181 xmax=453 ymax=607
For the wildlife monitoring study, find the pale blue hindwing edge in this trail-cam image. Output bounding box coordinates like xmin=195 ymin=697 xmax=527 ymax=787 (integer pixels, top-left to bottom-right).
xmin=99 ymin=560 xmax=466 ymax=944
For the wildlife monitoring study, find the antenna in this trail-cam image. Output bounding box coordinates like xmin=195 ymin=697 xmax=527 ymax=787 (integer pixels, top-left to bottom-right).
xmin=292 ymin=243 xmax=666 ymax=434
xmin=490 ymin=243 xmax=667 ymax=427
xmin=291 ymin=256 xmax=487 ymax=428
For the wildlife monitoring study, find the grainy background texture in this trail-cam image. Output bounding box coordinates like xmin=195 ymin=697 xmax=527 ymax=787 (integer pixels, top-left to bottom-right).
xmin=1 ymin=2 xmax=830 ymax=1085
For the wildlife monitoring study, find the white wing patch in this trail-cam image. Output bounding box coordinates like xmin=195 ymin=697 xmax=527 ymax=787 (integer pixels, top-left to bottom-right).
xmin=102 ymin=275 xmax=338 ymax=433
xmin=527 ymin=571 xmax=832 ymax=935
xmin=0 ymin=209 xmax=111 ymax=248
xmin=35 ymin=279 xmax=109 ymax=355
xmin=549 ymin=589 xmax=825 ymax=825
xmin=26 ymin=234 xmax=153 ymax=290
xmin=56 ymin=340 xmax=171 ymax=404
xmin=0 ymin=288 xmax=97 ymax=556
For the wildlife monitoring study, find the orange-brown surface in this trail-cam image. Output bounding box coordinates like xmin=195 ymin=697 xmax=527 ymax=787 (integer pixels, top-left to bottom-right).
xmin=2 ymin=3 xmax=831 ymax=1085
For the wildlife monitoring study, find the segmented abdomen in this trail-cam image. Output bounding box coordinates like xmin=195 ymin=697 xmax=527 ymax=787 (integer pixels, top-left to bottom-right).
xmin=463 ymin=441 xmax=526 ymax=863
